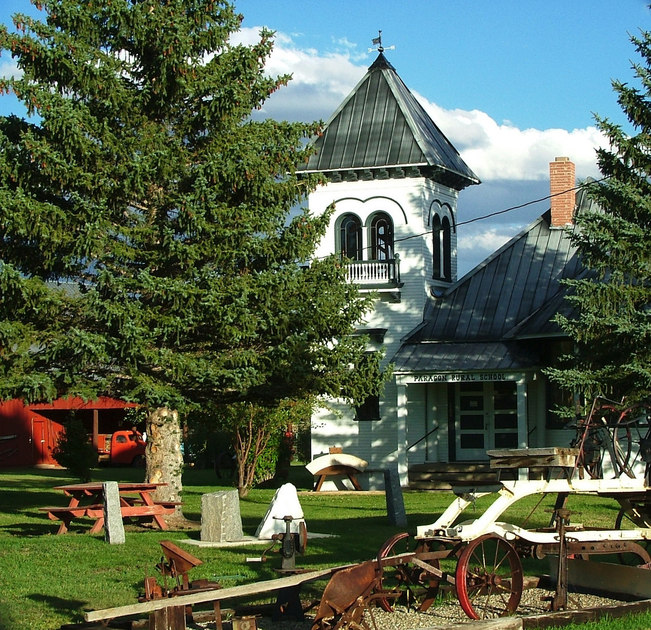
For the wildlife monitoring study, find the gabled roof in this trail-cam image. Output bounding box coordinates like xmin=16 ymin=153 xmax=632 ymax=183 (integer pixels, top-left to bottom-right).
xmin=297 ymin=53 xmax=479 ymax=191
xmin=393 ymin=206 xmax=587 ymax=373
xmin=408 ymin=211 xmax=581 ymax=343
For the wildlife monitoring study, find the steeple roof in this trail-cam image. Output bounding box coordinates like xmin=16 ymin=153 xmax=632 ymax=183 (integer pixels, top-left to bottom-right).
xmin=298 ymin=53 xmax=480 ymax=190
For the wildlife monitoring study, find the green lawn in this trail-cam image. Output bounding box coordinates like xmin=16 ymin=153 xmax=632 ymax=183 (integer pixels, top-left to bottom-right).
xmin=0 ymin=465 xmax=646 ymax=629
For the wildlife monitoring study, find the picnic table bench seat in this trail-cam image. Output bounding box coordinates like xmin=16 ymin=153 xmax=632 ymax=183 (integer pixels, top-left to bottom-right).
xmin=39 ymin=504 xmax=107 ymax=534
xmin=39 ymin=504 xmax=104 ymax=519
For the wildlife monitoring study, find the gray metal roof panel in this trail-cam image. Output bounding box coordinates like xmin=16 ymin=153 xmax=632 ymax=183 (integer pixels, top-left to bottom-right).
xmin=404 ymin=210 xmax=581 ymax=345
xmin=298 ymin=53 xmax=479 ymax=189
xmin=393 ymin=341 xmax=540 ymax=373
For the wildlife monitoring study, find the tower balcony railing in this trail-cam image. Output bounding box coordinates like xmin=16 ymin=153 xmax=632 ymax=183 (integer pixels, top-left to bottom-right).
xmin=345 ymin=255 xmax=401 ymax=287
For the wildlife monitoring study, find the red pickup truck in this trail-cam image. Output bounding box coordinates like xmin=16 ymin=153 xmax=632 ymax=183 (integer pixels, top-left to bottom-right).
xmin=96 ymin=430 xmax=146 ymax=466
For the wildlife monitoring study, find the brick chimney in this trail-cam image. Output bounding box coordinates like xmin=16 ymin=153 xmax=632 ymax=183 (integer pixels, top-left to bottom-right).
xmin=549 ymin=157 xmax=576 ymax=227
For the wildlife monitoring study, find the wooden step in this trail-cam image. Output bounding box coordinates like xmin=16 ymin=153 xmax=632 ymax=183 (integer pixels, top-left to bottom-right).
xmin=409 ymin=469 xmax=498 ymax=481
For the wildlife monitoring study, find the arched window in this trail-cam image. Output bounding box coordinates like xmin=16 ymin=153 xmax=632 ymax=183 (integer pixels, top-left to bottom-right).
xmin=433 ymin=215 xmax=452 ymax=281
xmin=432 ymin=214 xmax=442 ymax=279
xmin=339 ymin=214 xmax=362 ymax=260
xmin=442 ymin=216 xmax=451 ymax=281
xmin=370 ymin=213 xmax=394 ymax=261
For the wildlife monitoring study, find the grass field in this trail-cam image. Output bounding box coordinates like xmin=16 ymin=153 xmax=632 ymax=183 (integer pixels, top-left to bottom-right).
xmin=0 ymin=464 xmax=647 ymax=630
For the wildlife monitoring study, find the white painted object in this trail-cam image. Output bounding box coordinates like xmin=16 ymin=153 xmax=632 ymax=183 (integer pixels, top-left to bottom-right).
xmin=305 ymin=453 xmax=368 ymax=475
xmin=255 ymin=483 xmax=305 ymax=539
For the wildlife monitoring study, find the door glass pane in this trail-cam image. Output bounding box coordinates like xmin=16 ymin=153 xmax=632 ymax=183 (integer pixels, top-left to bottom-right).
xmin=494 ymin=433 xmax=518 ymax=448
xmin=494 ymin=413 xmax=518 ymax=429
xmin=494 ymin=382 xmax=517 ymax=409
xmin=460 ymin=416 xmax=484 ymax=430
xmin=460 ymin=396 xmax=483 ymax=412
xmin=460 ymin=434 xmax=484 ymax=449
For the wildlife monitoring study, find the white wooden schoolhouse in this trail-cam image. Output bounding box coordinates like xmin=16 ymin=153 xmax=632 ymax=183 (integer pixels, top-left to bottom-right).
xmin=298 ymin=52 xmax=584 ymax=488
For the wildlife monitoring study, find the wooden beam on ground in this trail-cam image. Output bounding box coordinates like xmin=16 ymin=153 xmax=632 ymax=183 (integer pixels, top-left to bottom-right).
xmin=548 ymin=557 xmax=651 ymax=599
xmin=84 ymin=564 xmax=350 ymax=623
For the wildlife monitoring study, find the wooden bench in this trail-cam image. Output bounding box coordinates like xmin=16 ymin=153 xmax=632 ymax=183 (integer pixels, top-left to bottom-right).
xmin=487 ymin=447 xmax=579 ymax=480
xmin=306 ymin=453 xmax=369 ymax=491
xmin=39 ymin=505 xmax=105 ymax=534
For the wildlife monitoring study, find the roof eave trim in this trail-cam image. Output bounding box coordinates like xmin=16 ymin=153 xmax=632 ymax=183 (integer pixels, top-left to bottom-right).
xmin=298 ymin=163 xmax=481 ymax=185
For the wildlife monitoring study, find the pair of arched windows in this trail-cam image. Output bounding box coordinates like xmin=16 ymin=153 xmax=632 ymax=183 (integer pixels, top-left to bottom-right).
xmin=338 ymin=213 xmax=394 ymax=261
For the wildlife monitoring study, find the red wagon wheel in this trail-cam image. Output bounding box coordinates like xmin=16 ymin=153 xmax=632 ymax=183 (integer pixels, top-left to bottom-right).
xmin=455 ymin=534 xmax=523 ymax=620
xmin=376 ymin=533 xmax=441 ymax=612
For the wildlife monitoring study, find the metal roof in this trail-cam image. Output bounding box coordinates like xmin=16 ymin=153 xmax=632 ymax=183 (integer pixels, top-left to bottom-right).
xmin=393 ymin=341 xmax=540 ymax=374
xmin=405 ymin=211 xmax=581 ymax=344
xmin=297 ymin=53 xmax=479 ymax=191
xmin=392 ymin=200 xmax=591 ymax=373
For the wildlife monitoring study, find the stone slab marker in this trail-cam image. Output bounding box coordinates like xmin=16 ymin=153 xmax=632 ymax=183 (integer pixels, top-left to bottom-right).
xmin=201 ymin=489 xmax=244 ymax=542
xmin=103 ymin=481 xmax=126 ymax=544
xmin=384 ymin=466 xmax=407 ymax=527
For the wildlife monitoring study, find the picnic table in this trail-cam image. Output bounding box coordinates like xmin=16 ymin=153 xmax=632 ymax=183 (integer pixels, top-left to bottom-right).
xmin=40 ymin=482 xmax=179 ymax=534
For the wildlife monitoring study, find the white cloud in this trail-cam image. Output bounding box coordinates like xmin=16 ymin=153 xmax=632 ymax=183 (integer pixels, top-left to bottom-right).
xmin=0 ymin=59 xmax=21 ymax=80
xmin=231 ymin=27 xmax=365 ymax=122
xmin=415 ymin=96 xmax=606 ymax=182
xmin=461 ymin=227 xmax=514 ymax=252
xmin=237 ymin=27 xmax=609 ymax=182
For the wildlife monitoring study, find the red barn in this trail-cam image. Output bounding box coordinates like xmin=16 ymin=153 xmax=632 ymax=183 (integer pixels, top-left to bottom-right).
xmin=0 ymin=397 xmax=137 ymax=467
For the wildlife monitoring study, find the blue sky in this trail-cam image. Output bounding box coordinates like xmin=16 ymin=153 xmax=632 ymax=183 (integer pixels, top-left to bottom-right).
xmin=1 ymin=0 xmax=649 ymax=274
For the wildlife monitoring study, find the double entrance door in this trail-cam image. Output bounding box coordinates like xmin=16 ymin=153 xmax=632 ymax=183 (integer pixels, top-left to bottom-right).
xmin=455 ymin=381 xmax=520 ymax=461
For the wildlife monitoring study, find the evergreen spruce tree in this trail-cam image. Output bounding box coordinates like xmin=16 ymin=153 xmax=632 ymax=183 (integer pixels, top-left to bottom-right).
xmin=549 ymin=27 xmax=651 ymax=406
xmin=0 ymin=1 xmax=385 ymax=505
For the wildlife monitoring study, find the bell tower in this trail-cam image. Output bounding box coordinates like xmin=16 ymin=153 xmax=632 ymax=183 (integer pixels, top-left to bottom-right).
xmin=298 ymin=48 xmax=479 ymax=482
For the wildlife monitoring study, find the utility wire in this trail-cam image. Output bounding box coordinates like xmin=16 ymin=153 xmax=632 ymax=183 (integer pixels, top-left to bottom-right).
xmin=307 ymin=177 xmax=607 ymax=260
xmin=391 ymin=177 xmax=608 ymax=246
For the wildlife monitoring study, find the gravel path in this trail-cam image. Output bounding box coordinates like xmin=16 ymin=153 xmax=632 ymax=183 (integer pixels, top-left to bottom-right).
xmin=195 ymin=587 xmax=623 ymax=630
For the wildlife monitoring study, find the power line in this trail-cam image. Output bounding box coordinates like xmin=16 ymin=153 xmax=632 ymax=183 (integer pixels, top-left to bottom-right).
xmin=392 ymin=177 xmax=608 ymax=246
xmin=307 ymin=176 xmax=607 ymax=261
xmin=456 ymin=177 xmax=608 ymax=228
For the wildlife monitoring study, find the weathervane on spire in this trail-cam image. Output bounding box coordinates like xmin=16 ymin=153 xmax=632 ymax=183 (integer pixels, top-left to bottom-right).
xmin=369 ymin=30 xmax=395 ymax=54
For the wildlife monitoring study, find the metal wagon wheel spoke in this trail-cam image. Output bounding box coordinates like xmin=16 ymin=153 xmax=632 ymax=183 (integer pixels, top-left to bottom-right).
xmin=376 ymin=533 xmax=442 ymax=613
xmin=572 ymin=422 xmax=604 ymax=479
xmin=619 ymin=404 xmax=651 ymax=481
xmin=455 ymin=534 xmax=523 ymax=620
xmin=576 ymin=431 xmax=603 ymax=478
xmin=604 ymin=404 xmax=635 ymax=478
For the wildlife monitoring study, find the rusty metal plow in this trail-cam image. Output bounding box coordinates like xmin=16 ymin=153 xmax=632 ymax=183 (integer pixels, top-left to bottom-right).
xmin=312 ymin=534 xmax=456 ymax=630
xmin=311 ymin=560 xmax=400 ymax=630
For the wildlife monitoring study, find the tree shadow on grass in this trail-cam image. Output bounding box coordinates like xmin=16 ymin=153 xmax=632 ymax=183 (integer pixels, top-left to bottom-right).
xmin=27 ymin=593 xmax=88 ymax=624
xmin=0 ymin=521 xmax=59 ymax=537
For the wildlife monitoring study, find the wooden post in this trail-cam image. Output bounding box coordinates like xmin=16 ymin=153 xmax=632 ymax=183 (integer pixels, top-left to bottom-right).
xmin=92 ymin=409 xmax=99 ymax=449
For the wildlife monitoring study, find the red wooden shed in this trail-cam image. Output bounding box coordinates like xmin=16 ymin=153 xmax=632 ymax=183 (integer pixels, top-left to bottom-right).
xmin=0 ymin=396 xmax=137 ymax=467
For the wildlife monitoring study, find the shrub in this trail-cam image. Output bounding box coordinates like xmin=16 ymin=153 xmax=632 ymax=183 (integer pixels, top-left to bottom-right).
xmin=52 ymin=416 xmax=97 ymax=482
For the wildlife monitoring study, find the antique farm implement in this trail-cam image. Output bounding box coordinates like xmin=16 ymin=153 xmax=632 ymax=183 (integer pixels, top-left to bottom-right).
xmin=84 ymin=475 xmax=651 ymax=629
xmin=312 ymin=474 xmax=651 ymax=627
